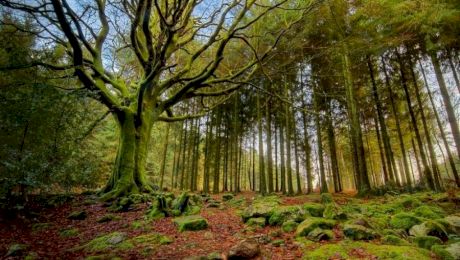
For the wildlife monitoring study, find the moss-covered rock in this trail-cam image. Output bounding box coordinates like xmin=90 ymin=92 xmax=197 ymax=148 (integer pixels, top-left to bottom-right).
xmin=444 ymin=215 xmax=460 ymax=235
xmin=60 ymin=228 xmax=79 ymax=237
xmin=268 ymin=206 xmax=305 ymax=225
xmin=246 ymin=217 xmax=266 ymax=228
xmin=320 ymin=193 xmax=334 ymax=204
xmin=97 ymin=214 xmax=121 ymax=223
xmin=382 ymin=235 xmax=408 ymax=246
xmin=271 ymin=239 xmax=284 ymax=247
xmin=80 ymin=232 xmax=133 ymax=252
xmin=296 ymin=218 xmax=336 ymax=237
xmin=409 ymin=221 xmax=448 ymax=241
xmin=343 ymin=224 xmax=378 ymax=240
xmin=67 ymin=210 xmax=87 ymax=220
xmin=303 ymin=240 xmax=431 ymax=260
xmin=445 ymin=242 xmax=460 ymax=260
xmin=397 ymin=196 xmax=422 ymax=209
xmin=413 ymin=205 xmax=445 ymax=219
xmin=323 ymin=203 xmax=347 ymax=220
xmin=431 ymin=245 xmax=455 ymax=260
xmin=413 ymin=235 xmax=442 ymax=249
xmin=172 ymin=192 xmax=190 ymax=213
xmin=282 ymin=220 xmax=299 ymax=233
xmin=241 ymin=196 xmax=280 ymax=221
xmin=222 ymin=193 xmax=234 ymax=201
xmin=173 ymin=215 xmax=208 ymax=232
xmin=389 ymin=213 xmax=423 ymax=230
xmin=130 ymin=233 xmax=174 ymax=246
xmin=302 ymin=203 xmax=325 ymax=217
xmin=6 ymin=244 xmax=28 ymax=257
xmin=307 ymin=228 xmax=334 ymax=241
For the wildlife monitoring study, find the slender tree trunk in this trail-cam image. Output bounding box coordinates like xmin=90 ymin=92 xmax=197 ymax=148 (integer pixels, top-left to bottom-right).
xmin=447 ymin=51 xmax=460 ymax=93
xmin=430 ymin=52 xmax=460 ymax=162
xmin=274 ymin=125 xmax=279 ymax=192
xmin=396 ymin=51 xmax=435 ymax=190
xmin=280 ymin=118 xmax=286 ymax=194
xmin=302 ymin=108 xmax=313 ymax=193
xmin=408 ymin=57 xmax=441 ymax=190
xmin=285 ymin=89 xmax=294 ymax=195
xmin=159 ymin=123 xmax=170 ymax=190
xmin=420 ymin=62 xmax=460 ymax=187
xmin=266 ymin=99 xmax=274 ymax=193
xmin=326 ymin=99 xmax=341 ymax=192
xmin=381 ymin=57 xmax=411 ymax=186
xmin=257 ymin=94 xmax=266 ymax=194
xmin=294 ymin=125 xmax=302 ymax=194
xmin=342 ymin=50 xmax=370 ymax=192
xmin=314 ymin=89 xmax=328 ymax=193
xmin=252 ymin=130 xmax=256 ymax=191
xmin=368 ymin=56 xmax=397 ymax=184
xmin=373 ymin=107 xmax=388 ymax=185
xmin=213 ymin=111 xmax=222 ymax=194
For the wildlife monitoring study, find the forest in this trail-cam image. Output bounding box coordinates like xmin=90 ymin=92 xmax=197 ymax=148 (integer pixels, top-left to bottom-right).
xmin=0 ymin=0 xmax=459 ymax=259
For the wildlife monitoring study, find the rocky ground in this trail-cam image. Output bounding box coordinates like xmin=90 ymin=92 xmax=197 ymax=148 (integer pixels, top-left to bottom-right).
xmin=0 ymin=190 xmax=459 ymax=259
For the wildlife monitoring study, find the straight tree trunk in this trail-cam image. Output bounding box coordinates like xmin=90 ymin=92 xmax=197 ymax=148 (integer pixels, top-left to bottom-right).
xmin=396 ymin=51 xmax=435 ymax=190
xmin=280 ymin=118 xmax=286 ymax=194
xmin=419 ymin=62 xmax=460 ymax=187
xmin=266 ymin=99 xmax=274 ymax=193
xmin=326 ymin=99 xmax=341 ymax=192
xmin=381 ymin=57 xmax=411 ymax=186
xmin=430 ymin=52 xmax=460 ymax=163
xmin=159 ymin=123 xmax=170 ymax=190
xmin=285 ymin=88 xmax=294 ymax=195
xmin=302 ymin=108 xmax=313 ymax=193
xmin=257 ymin=94 xmax=267 ymax=194
xmin=314 ymin=89 xmax=328 ymax=193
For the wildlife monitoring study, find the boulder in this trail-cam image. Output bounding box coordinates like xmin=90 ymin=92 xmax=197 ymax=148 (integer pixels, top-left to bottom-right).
xmin=413 ymin=206 xmax=445 ymax=219
xmin=173 ymin=215 xmax=208 ymax=232
xmin=268 ymin=206 xmax=305 ymax=226
xmin=227 ymin=238 xmax=260 ymax=259
xmin=6 ymin=244 xmax=27 ymax=257
xmin=343 ymin=224 xmax=378 ymax=240
xmin=241 ymin=196 xmax=279 ymax=222
xmin=323 ymin=203 xmax=347 ymax=220
xmin=282 ymin=220 xmax=299 ymax=233
xmin=443 ymin=215 xmax=460 ymax=235
xmin=409 ymin=221 xmax=448 ymax=241
xmin=389 ymin=213 xmax=423 ymax=230
xmin=382 ymin=235 xmax=407 ymax=246
xmin=296 ymin=217 xmax=336 ymax=237
xmin=302 ymin=203 xmax=325 ymax=217
xmin=246 ymin=217 xmax=266 ymax=228
xmin=413 ymin=235 xmax=442 ymax=250
xmin=67 ymin=211 xmax=87 ymax=220
xmin=222 ymin=194 xmax=234 ymax=201
xmin=307 ymin=228 xmax=334 ymax=241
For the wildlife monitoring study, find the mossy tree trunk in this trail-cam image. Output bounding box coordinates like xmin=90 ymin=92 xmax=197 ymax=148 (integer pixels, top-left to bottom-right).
xmin=101 ymin=108 xmax=158 ymax=201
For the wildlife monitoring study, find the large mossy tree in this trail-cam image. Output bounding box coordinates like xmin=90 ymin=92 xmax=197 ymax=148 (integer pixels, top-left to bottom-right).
xmin=0 ymin=0 xmax=307 ymax=200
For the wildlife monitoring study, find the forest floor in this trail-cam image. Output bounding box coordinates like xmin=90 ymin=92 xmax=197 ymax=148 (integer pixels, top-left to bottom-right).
xmin=1 ymin=190 xmax=459 ymax=260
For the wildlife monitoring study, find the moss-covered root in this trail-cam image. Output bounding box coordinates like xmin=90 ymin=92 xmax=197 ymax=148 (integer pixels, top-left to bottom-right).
xmin=100 ymin=182 xmax=153 ymax=202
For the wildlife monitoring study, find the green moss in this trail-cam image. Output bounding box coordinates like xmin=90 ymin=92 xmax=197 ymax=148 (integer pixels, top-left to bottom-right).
xmin=185 ymin=205 xmax=201 ymax=215
xmin=246 ymin=217 xmax=266 ymax=227
xmin=320 ymin=193 xmax=334 ymax=204
xmin=431 ymin=245 xmax=455 ymax=260
xmin=80 ymin=232 xmax=133 ymax=252
xmin=413 ymin=206 xmax=445 ymax=219
xmin=241 ymin=196 xmax=280 ymax=221
xmin=302 ymin=203 xmax=325 ymax=217
xmin=67 ymin=210 xmax=87 ymax=220
xmin=303 ymin=241 xmax=431 ymax=260
xmin=397 ymin=196 xmax=422 ymax=209
xmin=382 ymin=235 xmax=408 ymax=246
xmin=413 ymin=236 xmax=442 ymax=249
xmin=173 ymin=215 xmax=208 ymax=232
xmin=272 ymin=239 xmax=285 ymax=247
xmin=32 ymin=223 xmax=51 ymax=232
xmin=296 ymin=218 xmax=336 ymax=237
xmin=343 ymin=224 xmax=378 ymax=240
xmin=409 ymin=221 xmax=448 ymax=241
xmin=268 ymin=206 xmax=304 ymax=225
xmin=222 ymin=193 xmax=234 ymax=201
xmin=97 ymin=214 xmax=121 ymax=223
xmin=282 ymin=220 xmax=299 ymax=233
xmin=307 ymin=228 xmax=334 ymax=241
xmin=390 ymin=213 xmax=423 ymax=230
xmin=130 ymin=233 xmax=173 ymax=246
xmin=323 ymin=203 xmax=347 ymax=220
xmin=60 ymin=228 xmax=79 ymax=237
